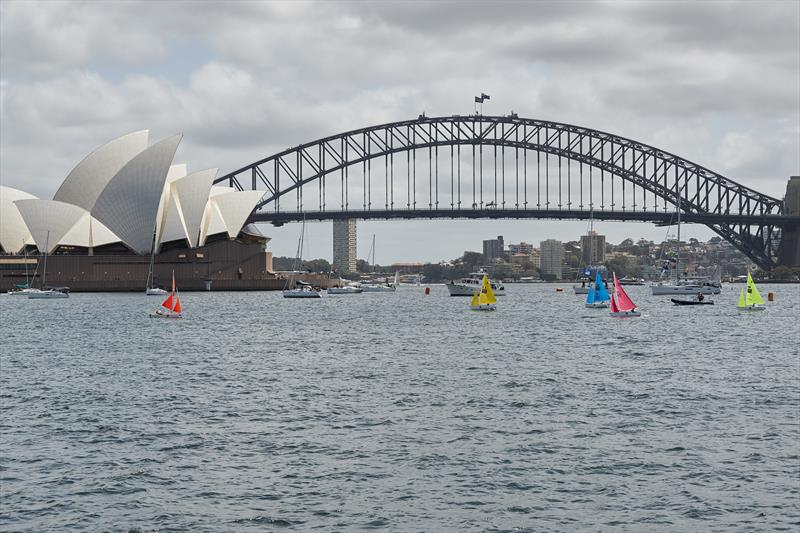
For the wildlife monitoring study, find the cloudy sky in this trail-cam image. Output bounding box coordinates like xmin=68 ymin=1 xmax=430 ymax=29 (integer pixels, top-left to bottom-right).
xmin=2 ymin=0 xmax=798 ymax=262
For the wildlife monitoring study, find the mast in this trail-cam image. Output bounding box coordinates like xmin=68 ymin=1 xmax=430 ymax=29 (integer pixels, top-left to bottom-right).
xmin=372 ymin=234 xmax=376 ymax=273
xmin=676 ymin=184 xmax=681 ymax=284
xmin=42 ymin=231 xmax=50 ymax=289
xmin=22 ymin=239 xmax=29 ymax=287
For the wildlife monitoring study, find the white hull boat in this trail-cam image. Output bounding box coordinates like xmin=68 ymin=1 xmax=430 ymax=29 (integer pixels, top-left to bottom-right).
xmin=448 ymin=270 xmax=506 ymax=296
xmin=146 ymin=287 xmax=168 ymax=295
xmin=470 ymin=303 xmax=496 ymax=311
xmin=327 ymin=286 xmax=362 ymax=294
xmin=651 ymin=284 xmax=720 ymax=296
xmin=610 ymin=309 xmax=641 ymax=317
xmin=573 ymin=285 xmax=589 ymax=295
xmin=361 ymin=285 xmax=395 ymax=293
xmin=585 ymin=302 xmax=609 ymax=309
xmin=737 ymin=304 xmax=765 ymax=312
xmin=283 ymin=288 xmax=322 ymax=298
xmin=29 ymin=289 xmax=69 ymax=299
xmin=7 ymin=288 xmax=42 ymax=296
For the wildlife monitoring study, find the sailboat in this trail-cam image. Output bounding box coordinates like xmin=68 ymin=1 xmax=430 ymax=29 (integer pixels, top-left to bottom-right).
xmin=470 ymin=274 xmax=497 ymax=311
xmin=283 ymin=218 xmax=321 ymax=299
xmin=573 ymin=209 xmax=597 ymax=295
xmin=651 ymin=194 xmax=720 ymax=296
xmin=609 ymin=272 xmax=640 ymax=317
xmin=361 ymin=235 xmax=398 ymax=292
xmin=8 ymin=240 xmax=42 ymax=296
xmin=362 ymin=271 xmax=399 ymax=293
xmin=585 ymin=272 xmax=610 ymax=308
xmin=145 ymin=227 xmax=167 ymax=295
xmin=737 ymin=272 xmax=765 ymax=311
xmin=28 ymin=231 xmax=69 ymax=299
xmin=150 ymin=271 xmax=183 ymax=318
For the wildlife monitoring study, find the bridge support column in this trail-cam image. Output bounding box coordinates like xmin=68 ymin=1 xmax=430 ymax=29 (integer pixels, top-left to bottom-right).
xmin=332 ymin=219 xmax=357 ymax=274
xmin=778 ymin=176 xmax=800 ymax=268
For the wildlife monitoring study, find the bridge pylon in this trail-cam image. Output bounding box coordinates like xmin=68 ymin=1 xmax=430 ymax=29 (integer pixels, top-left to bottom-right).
xmin=778 ymin=176 xmax=800 ymax=268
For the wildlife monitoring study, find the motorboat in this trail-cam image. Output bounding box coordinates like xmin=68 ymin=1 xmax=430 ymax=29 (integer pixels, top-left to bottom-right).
xmin=672 ymin=297 xmax=714 ymax=306
xmin=618 ymin=276 xmax=646 ymax=286
xmin=447 ymin=270 xmax=506 ymax=296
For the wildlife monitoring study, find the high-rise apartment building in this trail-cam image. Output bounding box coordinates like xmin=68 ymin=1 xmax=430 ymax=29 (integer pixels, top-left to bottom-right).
xmin=332 ymin=219 xmax=357 ymax=273
xmin=580 ymin=231 xmax=606 ymax=265
xmin=483 ymin=235 xmax=505 ymax=261
xmin=540 ymin=239 xmax=564 ymax=279
xmin=508 ymin=242 xmax=534 ymax=255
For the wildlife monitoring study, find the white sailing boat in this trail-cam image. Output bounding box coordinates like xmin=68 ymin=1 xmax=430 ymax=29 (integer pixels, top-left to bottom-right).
xmin=327 ymin=282 xmax=363 ymax=294
xmin=651 ymin=194 xmax=720 ymax=296
xmin=361 ymin=235 xmax=398 ymax=292
xmin=7 ymin=240 xmax=41 ymax=296
xmin=362 ymin=271 xmax=399 ymax=293
xmin=28 ymin=231 xmax=69 ymax=299
xmin=283 ymin=218 xmax=321 ymax=299
xmin=145 ymin=227 xmax=167 ymax=295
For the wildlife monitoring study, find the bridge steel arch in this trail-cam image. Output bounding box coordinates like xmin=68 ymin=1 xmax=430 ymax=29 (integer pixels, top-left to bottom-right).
xmin=215 ymin=115 xmax=796 ymax=270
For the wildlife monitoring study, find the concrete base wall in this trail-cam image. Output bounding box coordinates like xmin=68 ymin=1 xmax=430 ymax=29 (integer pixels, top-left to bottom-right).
xmin=0 ymin=238 xmax=333 ymax=292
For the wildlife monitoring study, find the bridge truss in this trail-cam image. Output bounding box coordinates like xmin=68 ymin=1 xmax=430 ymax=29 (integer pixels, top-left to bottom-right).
xmin=215 ymin=115 xmax=795 ymax=270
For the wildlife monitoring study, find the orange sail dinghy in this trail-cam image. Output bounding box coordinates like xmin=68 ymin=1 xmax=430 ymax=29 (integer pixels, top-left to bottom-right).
xmin=150 ymin=271 xmax=183 ymax=319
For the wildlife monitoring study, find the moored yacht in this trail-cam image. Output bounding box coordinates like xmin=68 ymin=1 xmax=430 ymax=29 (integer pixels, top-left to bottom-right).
xmin=447 ymin=269 xmax=506 ymax=296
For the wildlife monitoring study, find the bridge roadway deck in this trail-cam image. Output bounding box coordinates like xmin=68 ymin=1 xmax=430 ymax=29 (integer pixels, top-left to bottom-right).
xmin=251 ymin=208 xmax=800 ymax=227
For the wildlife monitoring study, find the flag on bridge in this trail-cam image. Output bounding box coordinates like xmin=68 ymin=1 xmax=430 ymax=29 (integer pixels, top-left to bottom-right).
xmin=475 ymin=96 xmax=483 ymax=103
xmin=481 ymin=93 xmax=490 ymax=101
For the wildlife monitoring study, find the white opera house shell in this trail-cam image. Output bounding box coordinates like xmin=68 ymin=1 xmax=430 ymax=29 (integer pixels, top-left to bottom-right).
xmin=0 ymin=131 xmax=265 ymax=256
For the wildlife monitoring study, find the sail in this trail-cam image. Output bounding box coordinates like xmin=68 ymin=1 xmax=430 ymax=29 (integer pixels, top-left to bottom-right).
xmin=746 ymin=273 xmax=764 ymax=305
xmin=393 ymin=271 xmax=400 ymax=286
xmin=610 ymin=293 xmax=619 ymax=313
xmin=481 ymin=275 xmax=496 ymax=304
xmin=594 ymin=273 xmax=610 ymax=301
xmin=173 ymin=297 xmax=182 ymax=313
xmin=737 ymin=288 xmax=746 ymax=307
xmin=161 ymin=293 xmax=174 ymax=310
xmin=613 ymin=273 xmax=636 ymax=312
xmin=470 ymin=291 xmax=479 ymax=308
xmin=585 ymin=283 xmax=596 ymax=305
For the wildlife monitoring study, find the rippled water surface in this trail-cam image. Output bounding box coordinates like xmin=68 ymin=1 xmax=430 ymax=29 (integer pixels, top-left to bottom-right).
xmin=1 ymin=283 xmax=799 ymax=531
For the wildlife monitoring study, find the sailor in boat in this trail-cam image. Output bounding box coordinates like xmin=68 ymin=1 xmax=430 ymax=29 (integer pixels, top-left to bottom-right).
xmin=697 ymin=293 xmax=704 ymax=302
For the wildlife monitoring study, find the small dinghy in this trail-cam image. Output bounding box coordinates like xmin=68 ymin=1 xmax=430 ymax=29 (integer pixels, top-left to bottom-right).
xmin=737 ymin=272 xmax=765 ymax=312
xmin=585 ymin=272 xmax=609 ymax=308
xmin=470 ymin=274 xmax=497 ymax=311
xmin=150 ymin=271 xmax=182 ymax=318
xmin=609 ymin=272 xmax=641 ymax=317
xmin=671 ymin=298 xmax=714 ymax=306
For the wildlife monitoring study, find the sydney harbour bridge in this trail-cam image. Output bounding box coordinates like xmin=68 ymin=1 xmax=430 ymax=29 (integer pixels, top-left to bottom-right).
xmin=214 ymin=115 xmax=800 ymax=270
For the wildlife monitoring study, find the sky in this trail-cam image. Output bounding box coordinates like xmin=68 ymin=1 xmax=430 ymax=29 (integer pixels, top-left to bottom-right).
xmin=1 ymin=0 xmax=798 ymax=263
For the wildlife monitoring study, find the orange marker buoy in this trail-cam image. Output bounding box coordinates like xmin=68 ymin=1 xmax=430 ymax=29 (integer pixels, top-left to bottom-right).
xmin=556 ymin=287 xmax=563 ymax=292
xmin=425 ymin=287 xmax=431 ymax=295
xmin=768 ymin=292 xmax=774 ymax=302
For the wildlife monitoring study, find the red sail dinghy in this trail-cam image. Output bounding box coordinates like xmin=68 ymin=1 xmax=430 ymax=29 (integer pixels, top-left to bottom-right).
xmin=150 ymin=271 xmax=183 ymax=319
xmin=609 ymin=272 xmax=641 ymax=317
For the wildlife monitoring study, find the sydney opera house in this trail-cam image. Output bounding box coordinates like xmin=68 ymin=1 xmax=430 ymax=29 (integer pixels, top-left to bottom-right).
xmin=0 ymin=131 xmax=284 ymax=291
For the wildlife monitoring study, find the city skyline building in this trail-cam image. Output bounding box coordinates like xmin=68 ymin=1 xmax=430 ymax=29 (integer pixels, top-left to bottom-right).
xmin=483 ymin=235 xmax=505 ymax=261
xmin=332 ymin=219 xmax=357 ymax=273
xmin=580 ymin=231 xmax=606 ymax=266
xmin=508 ymin=242 xmax=534 ymax=255
xmin=540 ymin=239 xmax=564 ymax=280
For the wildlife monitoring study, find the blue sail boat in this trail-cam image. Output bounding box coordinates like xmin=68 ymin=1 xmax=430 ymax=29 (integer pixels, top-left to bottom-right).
xmin=585 ymin=272 xmax=610 ymax=308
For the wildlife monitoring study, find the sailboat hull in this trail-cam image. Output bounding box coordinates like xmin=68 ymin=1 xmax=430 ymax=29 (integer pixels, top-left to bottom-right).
xmin=573 ymin=285 xmax=589 ymax=294
xmin=610 ymin=309 xmax=641 ymax=317
xmin=361 ymin=285 xmax=396 ymax=293
xmin=651 ymin=284 xmax=720 ymax=295
xmin=585 ymin=302 xmax=609 ymax=308
xmin=28 ymin=290 xmax=69 ymax=299
xmin=283 ymin=290 xmax=322 ymax=298
xmin=737 ymin=305 xmax=765 ymax=312
xmin=149 ymin=311 xmax=182 ymax=318
xmin=146 ymin=288 xmax=168 ymax=295
xmin=470 ymin=304 xmax=496 ymax=311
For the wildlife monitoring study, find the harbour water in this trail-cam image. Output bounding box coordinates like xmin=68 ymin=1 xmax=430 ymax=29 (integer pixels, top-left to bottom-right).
xmin=1 ymin=284 xmax=798 ymax=531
